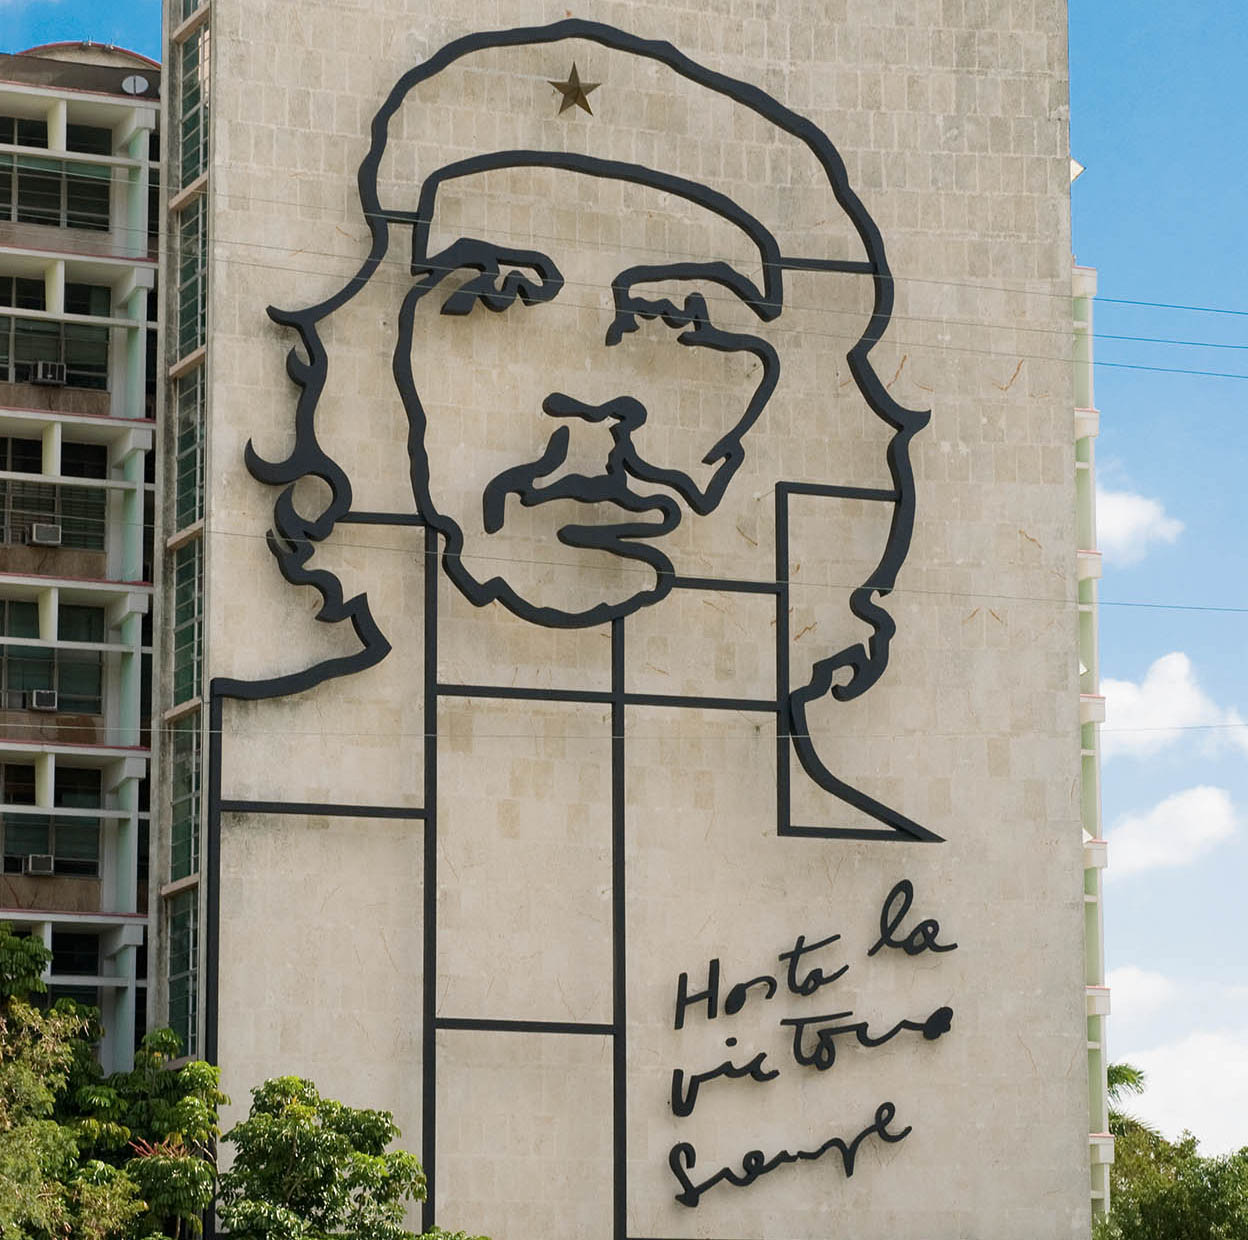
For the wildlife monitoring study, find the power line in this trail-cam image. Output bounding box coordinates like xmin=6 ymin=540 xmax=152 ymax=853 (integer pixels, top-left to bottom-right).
xmin=190 ymin=178 xmax=1248 ymax=321
xmin=188 ymin=244 xmax=1248 ymax=381
xmin=0 ymin=718 xmax=1244 ymax=743
xmin=16 ymin=148 xmax=1248 ymax=325
xmin=1 ymin=515 xmax=1246 ymax=616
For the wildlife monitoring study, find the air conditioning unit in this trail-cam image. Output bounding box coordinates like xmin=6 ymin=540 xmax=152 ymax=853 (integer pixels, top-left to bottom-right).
xmin=32 ymin=360 xmax=66 ymax=386
xmin=23 ymin=853 xmax=54 ymax=876
xmin=29 ymin=523 xmax=62 ymax=546
xmin=27 ymin=689 xmax=58 ymax=712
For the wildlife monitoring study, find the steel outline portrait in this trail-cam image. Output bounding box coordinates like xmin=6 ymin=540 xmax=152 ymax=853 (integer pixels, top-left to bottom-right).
xmin=208 ymin=20 xmax=945 ymax=1235
xmin=227 ymin=18 xmax=929 ymax=701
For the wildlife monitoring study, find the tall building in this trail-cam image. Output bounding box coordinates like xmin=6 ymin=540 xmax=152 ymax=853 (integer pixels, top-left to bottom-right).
xmin=1074 ymin=257 xmax=1113 ymax=1215
xmin=0 ymin=42 xmax=159 ymax=1073
xmin=156 ymin=3 xmax=1111 ymax=1236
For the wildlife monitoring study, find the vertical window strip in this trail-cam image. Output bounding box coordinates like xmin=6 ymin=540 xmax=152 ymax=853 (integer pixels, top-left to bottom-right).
xmin=169 ymin=712 xmax=201 ymax=881
xmin=171 ymin=540 xmax=203 ymax=705
xmin=176 ymin=195 xmax=207 ymax=359
xmin=178 ymin=27 xmax=209 ymax=189
xmin=165 ymin=888 xmax=198 ymax=1055
xmin=174 ymin=368 xmax=205 ymax=529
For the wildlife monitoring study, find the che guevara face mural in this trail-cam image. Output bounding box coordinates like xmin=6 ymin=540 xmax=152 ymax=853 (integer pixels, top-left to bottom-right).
xmin=215 ymin=19 xmax=952 ymax=1236
xmin=239 ymin=19 xmax=933 ymax=841
xmin=398 ymin=169 xmax=781 ymax=628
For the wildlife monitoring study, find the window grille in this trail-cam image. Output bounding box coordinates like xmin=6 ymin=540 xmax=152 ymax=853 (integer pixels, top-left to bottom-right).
xmin=174 ymin=368 xmax=205 ymax=529
xmin=178 ymin=28 xmax=210 ymax=189
xmin=171 ymin=540 xmax=203 ymax=704
xmin=166 ymin=888 xmax=198 ymax=1054
xmin=169 ymin=713 xmax=201 ymax=880
xmin=176 ymin=195 xmax=207 ymax=358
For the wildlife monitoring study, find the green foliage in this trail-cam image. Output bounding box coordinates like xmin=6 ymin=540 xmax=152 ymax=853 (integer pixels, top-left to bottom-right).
xmin=1 ymin=925 xmax=484 ymax=1240
xmin=1106 ymin=1061 xmax=1158 ymax=1139
xmin=220 ymin=1076 xmax=478 ymax=1240
xmin=1107 ymin=1061 xmax=1147 ymax=1104
xmin=77 ymin=1027 xmax=226 ymax=1237
xmin=0 ymin=922 xmax=225 ymax=1239
xmin=0 ymin=923 xmax=51 ymax=1001
xmin=1095 ymin=1090 xmax=1248 ymax=1239
xmin=0 ymin=922 xmax=144 ymax=1239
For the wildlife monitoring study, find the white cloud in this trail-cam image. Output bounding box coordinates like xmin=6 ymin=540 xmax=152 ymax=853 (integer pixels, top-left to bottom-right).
xmin=1096 ymin=487 xmax=1183 ymax=565
xmin=1105 ymin=786 xmax=1236 ymax=877
xmin=1102 ymin=651 xmax=1248 ymax=760
xmin=1123 ymin=1031 xmax=1248 ymax=1155
xmin=1107 ymin=965 xmax=1178 ymax=1021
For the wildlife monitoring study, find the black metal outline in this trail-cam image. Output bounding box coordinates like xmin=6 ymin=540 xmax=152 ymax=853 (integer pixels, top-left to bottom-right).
xmin=217 ymin=799 xmax=425 ymax=818
xmin=201 ymin=19 xmax=947 ymax=1238
xmin=394 ymin=175 xmax=783 ymax=629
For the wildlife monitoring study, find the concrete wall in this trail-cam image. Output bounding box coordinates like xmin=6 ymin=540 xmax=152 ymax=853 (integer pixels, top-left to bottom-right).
xmin=203 ymin=2 xmax=1086 ymax=1236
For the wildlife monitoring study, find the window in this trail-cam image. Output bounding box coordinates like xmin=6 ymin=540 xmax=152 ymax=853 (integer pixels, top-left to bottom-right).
xmin=178 ymin=27 xmax=210 ymax=189
xmin=0 ymin=598 xmax=50 ymax=708
xmin=60 ymin=441 xmax=108 ymax=479
xmin=169 ymin=714 xmax=201 ymax=880
xmin=63 ymin=441 xmax=109 ymax=552
xmin=65 ymin=124 xmax=112 ymax=157
xmin=0 ymin=436 xmax=42 ymax=473
xmin=55 ymin=765 xmax=101 ymax=807
xmin=0 ymin=154 xmax=111 ymax=231
xmin=174 ymin=368 xmax=204 ymax=529
xmin=45 ymin=984 xmax=99 ymax=1010
xmin=166 ymin=889 xmax=198 ymax=1055
xmin=0 ymin=277 xmax=111 ymax=389
xmin=0 ymin=434 xmax=107 ymax=551
xmin=57 ymin=604 xmax=105 ymax=714
xmin=0 ymin=117 xmax=46 ymax=147
xmin=51 ymin=766 xmax=101 ymax=876
xmin=148 ymin=133 xmax=161 ymax=245
xmin=64 ymin=284 xmax=111 ymax=317
xmin=0 ymin=480 xmax=106 ymax=550
xmin=51 ymin=931 xmax=98 ymax=976
xmin=172 ymin=540 xmax=203 ymax=704
xmin=0 ymin=121 xmax=110 ymax=231
xmin=0 ymin=600 xmax=105 ymax=714
xmin=2 ymin=763 xmax=35 ymax=803
xmin=0 ymin=764 xmax=100 ymax=877
xmin=176 ymin=195 xmax=207 ymax=357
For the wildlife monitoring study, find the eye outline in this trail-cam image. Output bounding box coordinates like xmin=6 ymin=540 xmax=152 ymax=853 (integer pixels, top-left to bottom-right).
xmin=606 ymin=261 xmax=770 ymax=348
xmin=411 ymin=237 xmax=565 ymax=317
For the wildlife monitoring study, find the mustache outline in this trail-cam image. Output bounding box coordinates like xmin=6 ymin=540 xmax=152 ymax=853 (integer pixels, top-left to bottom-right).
xmin=481 ymin=413 xmax=683 ymax=543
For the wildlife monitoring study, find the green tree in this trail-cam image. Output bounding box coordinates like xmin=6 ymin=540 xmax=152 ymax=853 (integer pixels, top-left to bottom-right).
xmin=1107 ymin=1061 xmax=1157 ymax=1139
xmin=0 ymin=922 xmax=146 ymax=1239
xmin=1095 ymin=1062 xmax=1248 ymax=1240
xmin=218 ymin=1076 xmax=485 ymax=1240
xmin=70 ymin=1026 xmax=225 ymax=1237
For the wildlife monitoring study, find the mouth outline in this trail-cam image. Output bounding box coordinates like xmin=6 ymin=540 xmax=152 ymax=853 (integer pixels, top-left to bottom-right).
xmin=481 ymin=420 xmax=683 ymax=548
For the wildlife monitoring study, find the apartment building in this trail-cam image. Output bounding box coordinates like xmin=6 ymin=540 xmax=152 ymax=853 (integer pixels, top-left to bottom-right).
xmin=0 ymin=42 xmax=158 ymax=1073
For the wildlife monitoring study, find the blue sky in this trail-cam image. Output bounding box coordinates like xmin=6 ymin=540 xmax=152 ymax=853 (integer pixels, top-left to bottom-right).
xmin=4 ymin=0 xmax=1244 ymax=1154
xmin=1071 ymin=1 xmax=1248 ymax=1153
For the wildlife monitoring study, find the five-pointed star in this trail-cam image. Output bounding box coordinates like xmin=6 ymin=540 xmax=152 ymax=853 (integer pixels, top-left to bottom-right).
xmin=548 ymin=62 xmax=600 ymax=115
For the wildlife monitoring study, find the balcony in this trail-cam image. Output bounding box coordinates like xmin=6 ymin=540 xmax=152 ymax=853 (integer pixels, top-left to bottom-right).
xmin=0 ymin=96 xmax=158 ymax=263
xmin=0 ymin=585 xmax=149 ymax=745
xmin=0 ymin=805 xmax=149 ymax=914
xmin=0 ymin=476 xmax=108 ymax=577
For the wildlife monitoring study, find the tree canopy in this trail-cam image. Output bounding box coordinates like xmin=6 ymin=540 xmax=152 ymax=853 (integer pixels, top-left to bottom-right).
xmin=218 ymin=1076 xmax=485 ymax=1240
xmin=0 ymin=922 xmax=222 ymax=1239
xmin=1096 ymin=1061 xmax=1248 ymax=1240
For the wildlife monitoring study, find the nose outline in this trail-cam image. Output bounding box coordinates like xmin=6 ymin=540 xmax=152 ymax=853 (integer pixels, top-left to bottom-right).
xmin=542 ymin=391 xmax=647 ymax=433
